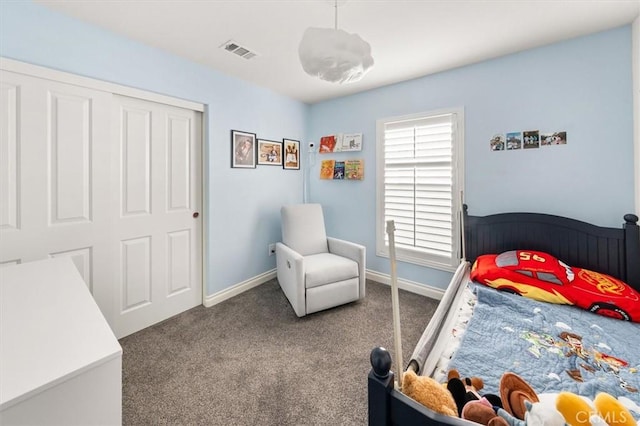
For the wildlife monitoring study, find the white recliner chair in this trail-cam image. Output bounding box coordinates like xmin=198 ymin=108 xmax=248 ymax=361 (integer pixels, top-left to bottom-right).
xmin=276 ymin=204 xmax=366 ymax=317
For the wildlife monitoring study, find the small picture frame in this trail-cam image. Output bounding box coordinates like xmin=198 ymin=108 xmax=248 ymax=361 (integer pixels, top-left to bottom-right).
xmin=490 ymin=133 xmax=505 ymax=151
xmin=283 ymin=139 xmax=300 ymax=170
xmin=506 ymin=132 xmax=522 ymax=150
xmin=257 ymin=139 xmax=283 ymax=166
xmin=231 ymin=130 xmax=256 ymax=168
xmin=523 ymin=130 xmax=540 ymax=149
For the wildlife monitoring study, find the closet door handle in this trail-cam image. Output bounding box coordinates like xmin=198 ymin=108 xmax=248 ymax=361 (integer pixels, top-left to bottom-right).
xmin=193 ymin=212 xmax=200 ymax=218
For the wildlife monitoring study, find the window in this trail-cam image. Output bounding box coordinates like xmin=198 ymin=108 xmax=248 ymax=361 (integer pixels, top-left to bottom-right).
xmin=496 ymin=251 xmax=518 ymax=267
xmin=376 ymin=108 xmax=464 ymax=271
xmin=537 ymin=272 xmax=563 ymax=285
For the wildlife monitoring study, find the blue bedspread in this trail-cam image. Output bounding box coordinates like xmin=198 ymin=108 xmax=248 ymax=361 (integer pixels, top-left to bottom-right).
xmin=449 ymin=285 xmax=640 ymax=406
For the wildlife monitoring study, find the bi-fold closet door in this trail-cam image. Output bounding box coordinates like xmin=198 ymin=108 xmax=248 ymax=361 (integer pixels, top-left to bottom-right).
xmin=0 ymin=67 xmax=203 ymax=338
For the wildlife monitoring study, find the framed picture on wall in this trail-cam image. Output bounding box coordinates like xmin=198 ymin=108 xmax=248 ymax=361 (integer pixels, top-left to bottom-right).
xmin=231 ymin=130 xmax=257 ymax=168
xmin=283 ymin=139 xmax=300 ymax=170
xmin=257 ymin=139 xmax=283 ymax=166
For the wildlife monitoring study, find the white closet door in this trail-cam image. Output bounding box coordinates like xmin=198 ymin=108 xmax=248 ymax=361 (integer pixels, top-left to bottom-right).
xmin=1 ymin=68 xmax=203 ymax=339
xmin=112 ymin=95 xmax=202 ymax=338
xmin=0 ymin=70 xmax=114 ymax=322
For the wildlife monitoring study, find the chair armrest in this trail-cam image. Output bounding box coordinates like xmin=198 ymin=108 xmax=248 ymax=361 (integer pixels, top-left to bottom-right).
xmin=327 ymin=237 xmax=365 ymax=262
xmin=276 ymin=242 xmax=306 ymax=317
xmin=327 ymin=237 xmax=366 ymax=299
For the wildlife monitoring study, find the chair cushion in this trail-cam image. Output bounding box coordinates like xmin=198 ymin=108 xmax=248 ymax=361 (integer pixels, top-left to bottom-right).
xmin=306 ymin=278 xmax=359 ymax=314
xmin=281 ymin=204 xmax=328 ymax=256
xmin=304 ymin=253 xmax=359 ymax=289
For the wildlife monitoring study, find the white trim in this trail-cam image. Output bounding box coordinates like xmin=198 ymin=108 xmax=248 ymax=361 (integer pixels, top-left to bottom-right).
xmin=375 ymin=107 xmax=465 ymax=271
xmin=633 ymin=16 xmax=640 ymax=216
xmin=201 ymin=106 xmax=209 ymax=307
xmin=203 ymin=269 xmax=277 ymax=308
xmin=0 ymin=57 xmax=205 ymax=112
xmin=203 ymin=268 xmax=444 ymax=308
xmin=366 ymin=269 xmax=445 ymax=301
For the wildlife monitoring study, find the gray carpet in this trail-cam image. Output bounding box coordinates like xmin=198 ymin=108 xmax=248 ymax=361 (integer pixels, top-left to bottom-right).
xmin=119 ymin=279 xmax=439 ymax=425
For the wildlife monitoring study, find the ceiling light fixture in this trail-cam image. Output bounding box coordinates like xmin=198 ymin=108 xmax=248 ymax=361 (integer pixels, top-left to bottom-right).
xmin=298 ymin=0 xmax=374 ymax=84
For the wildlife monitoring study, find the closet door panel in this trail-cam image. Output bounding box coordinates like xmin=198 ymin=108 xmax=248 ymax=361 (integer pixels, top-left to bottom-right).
xmin=0 ymin=70 xmax=113 ymax=321
xmin=120 ymin=106 xmax=151 ymax=217
xmin=0 ymin=66 xmax=202 ymax=338
xmin=48 ymin=90 xmax=93 ymax=224
xmin=112 ymin=96 xmax=202 ymax=338
xmin=167 ymin=114 xmax=191 ymax=212
xmin=0 ymin=81 xmax=19 ymax=232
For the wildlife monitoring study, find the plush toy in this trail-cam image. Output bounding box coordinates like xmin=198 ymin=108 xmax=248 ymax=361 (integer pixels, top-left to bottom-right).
xmin=462 ymin=399 xmax=509 ymax=426
xmin=497 ymin=372 xmax=540 ymax=420
xmin=402 ymin=370 xmax=458 ymax=417
xmin=448 ymin=369 xmax=485 ymax=399
xmin=447 ymin=369 xmax=503 ymax=416
xmin=461 ymin=372 xmax=559 ymax=426
xmin=495 ymin=391 xmax=639 ymax=426
xmin=556 ymin=391 xmax=638 ymax=426
xmin=496 ymin=397 xmax=566 ymax=426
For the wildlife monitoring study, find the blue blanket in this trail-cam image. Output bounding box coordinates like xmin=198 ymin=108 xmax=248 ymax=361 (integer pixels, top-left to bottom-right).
xmin=449 ymin=285 xmax=640 ymax=406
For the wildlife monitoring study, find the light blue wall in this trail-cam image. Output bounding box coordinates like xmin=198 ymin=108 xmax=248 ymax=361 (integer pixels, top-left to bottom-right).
xmin=308 ymin=27 xmax=635 ymax=290
xmin=0 ymin=1 xmax=308 ymax=296
xmin=2 ymin=2 xmax=634 ymax=295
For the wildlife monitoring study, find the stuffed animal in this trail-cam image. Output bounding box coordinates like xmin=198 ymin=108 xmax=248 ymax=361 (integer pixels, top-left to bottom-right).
xmin=556 ymin=391 xmax=638 ymax=426
xmin=496 ymin=396 xmax=566 ymax=426
xmin=448 ymin=369 xmax=485 ymax=399
xmin=402 ymin=370 xmax=458 ymax=417
xmin=462 ymin=399 xmax=509 ymax=426
xmin=499 ymin=372 xmax=540 ymax=420
xmin=447 ymin=369 xmax=503 ymax=416
xmin=462 ymin=372 xmax=558 ymax=426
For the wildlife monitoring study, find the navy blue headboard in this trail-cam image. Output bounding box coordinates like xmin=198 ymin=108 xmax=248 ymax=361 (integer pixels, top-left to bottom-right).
xmin=463 ymin=205 xmax=640 ymax=292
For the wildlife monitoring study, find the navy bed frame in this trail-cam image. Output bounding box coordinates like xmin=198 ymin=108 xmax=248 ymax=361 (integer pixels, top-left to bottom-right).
xmin=368 ymin=206 xmax=640 ymax=426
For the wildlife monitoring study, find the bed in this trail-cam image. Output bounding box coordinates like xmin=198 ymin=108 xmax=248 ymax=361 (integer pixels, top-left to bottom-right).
xmin=368 ymin=205 xmax=640 ymax=425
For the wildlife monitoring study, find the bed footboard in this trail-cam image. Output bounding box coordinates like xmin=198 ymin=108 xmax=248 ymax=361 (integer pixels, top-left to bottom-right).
xmin=368 ymin=347 xmax=470 ymax=426
xmin=368 ymin=347 xmax=393 ymax=426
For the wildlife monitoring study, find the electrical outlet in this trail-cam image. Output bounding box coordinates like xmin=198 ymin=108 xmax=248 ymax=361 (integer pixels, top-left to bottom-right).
xmin=268 ymin=243 xmax=276 ymax=256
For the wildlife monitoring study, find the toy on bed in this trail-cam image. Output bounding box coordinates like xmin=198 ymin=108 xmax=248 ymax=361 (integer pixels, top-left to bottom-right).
xmin=495 ymin=391 xmax=639 ymax=426
xmin=485 ymin=372 xmax=638 ymax=426
xmin=470 ymin=250 xmax=640 ymax=322
xmin=446 ymin=369 xmax=503 ymax=416
xmin=555 ymin=391 xmax=639 ymax=426
xmin=401 ymin=370 xmax=458 ymax=417
xmin=401 ymin=368 xmax=507 ymax=423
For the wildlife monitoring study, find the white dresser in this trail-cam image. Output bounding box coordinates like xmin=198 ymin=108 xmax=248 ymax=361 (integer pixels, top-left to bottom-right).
xmin=0 ymin=258 xmax=122 ymax=425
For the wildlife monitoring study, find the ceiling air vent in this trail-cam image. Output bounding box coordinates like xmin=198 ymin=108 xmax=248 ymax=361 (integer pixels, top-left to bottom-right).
xmin=221 ymin=40 xmax=257 ymax=60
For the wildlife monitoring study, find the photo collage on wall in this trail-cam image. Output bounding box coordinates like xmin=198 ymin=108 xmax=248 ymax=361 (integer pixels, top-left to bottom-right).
xmin=491 ymin=131 xmax=567 ymax=151
xmin=230 ymin=129 xmax=300 ymax=170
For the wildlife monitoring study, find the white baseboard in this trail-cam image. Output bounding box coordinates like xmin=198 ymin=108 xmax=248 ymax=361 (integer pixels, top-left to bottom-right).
xmin=366 ymin=269 xmax=445 ymax=301
xmin=203 ymin=268 xmax=444 ymax=308
xmin=204 ymin=269 xmax=277 ymax=307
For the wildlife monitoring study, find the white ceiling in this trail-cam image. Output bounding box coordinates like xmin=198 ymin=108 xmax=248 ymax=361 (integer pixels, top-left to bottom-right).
xmin=37 ymin=0 xmax=640 ymax=104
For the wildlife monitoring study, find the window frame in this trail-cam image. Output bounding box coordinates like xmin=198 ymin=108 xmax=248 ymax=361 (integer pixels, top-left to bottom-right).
xmin=375 ymin=107 xmax=465 ymax=272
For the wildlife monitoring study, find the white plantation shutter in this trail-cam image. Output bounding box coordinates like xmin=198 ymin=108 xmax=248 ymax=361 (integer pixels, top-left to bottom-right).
xmin=376 ymin=109 xmax=463 ymax=270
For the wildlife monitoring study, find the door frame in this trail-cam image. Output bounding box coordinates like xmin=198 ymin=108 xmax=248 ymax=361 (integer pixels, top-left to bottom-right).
xmin=0 ymin=56 xmax=207 ymax=318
